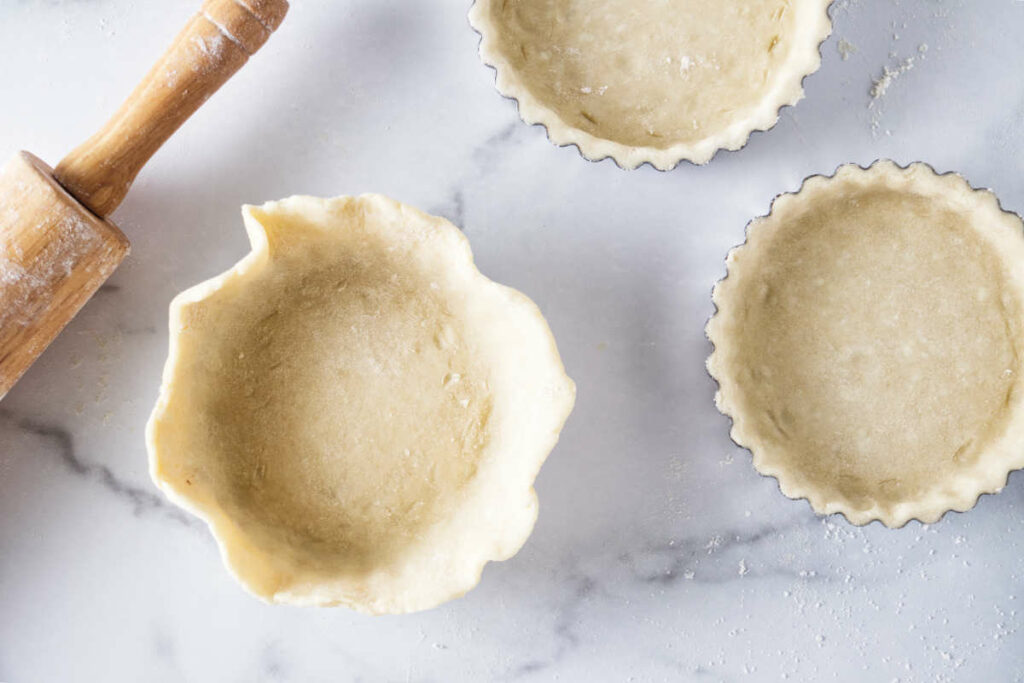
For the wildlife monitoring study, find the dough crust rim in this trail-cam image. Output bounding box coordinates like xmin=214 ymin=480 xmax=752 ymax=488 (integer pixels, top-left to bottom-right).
xmin=146 ymin=195 xmax=576 ymax=612
xmin=468 ymin=0 xmax=834 ymax=170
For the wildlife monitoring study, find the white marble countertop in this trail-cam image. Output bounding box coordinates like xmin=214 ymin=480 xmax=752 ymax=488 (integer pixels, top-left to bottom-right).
xmin=2 ymin=1 xmax=1023 ymax=680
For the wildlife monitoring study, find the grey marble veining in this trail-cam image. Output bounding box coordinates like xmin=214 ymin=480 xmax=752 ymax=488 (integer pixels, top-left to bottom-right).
xmin=2 ymin=1 xmax=1024 ymax=681
xmin=0 ymin=408 xmax=199 ymax=528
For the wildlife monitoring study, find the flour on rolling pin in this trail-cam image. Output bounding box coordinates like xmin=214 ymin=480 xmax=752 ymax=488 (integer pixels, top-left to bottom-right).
xmin=0 ymin=182 xmax=104 ymax=327
xmin=193 ymin=32 xmax=227 ymax=60
xmin=166 ymin=32 xmax=226 ymax=88
xmin=0 ymin=153 xmax=128 ymax=393
xmin=0 ymin=0 xmax=288 ymax=399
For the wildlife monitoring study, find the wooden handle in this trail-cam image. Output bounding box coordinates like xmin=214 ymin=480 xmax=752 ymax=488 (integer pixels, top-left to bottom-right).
xmin=54 ymin=0 xmax=289 ymax=218
xmin=0 ymin=0 xmax=287 ymax=399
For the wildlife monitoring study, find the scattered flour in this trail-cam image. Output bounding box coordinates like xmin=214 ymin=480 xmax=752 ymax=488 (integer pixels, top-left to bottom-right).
xmin=837 ymin=38 xmax=857 ymax=60
xmin=868 ymin=44 xmax=929 ymax=136
xmin=870 ymin=56 xmax=915 ymax=101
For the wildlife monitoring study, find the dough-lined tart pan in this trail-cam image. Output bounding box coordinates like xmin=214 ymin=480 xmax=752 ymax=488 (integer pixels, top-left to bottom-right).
xmin=707 ymin=161 xmax=1024 ymax=527
xmin=469 ymin=0 xmax=833 ymax=169
xmin=147 ymin=195 xmax=575 ymax=612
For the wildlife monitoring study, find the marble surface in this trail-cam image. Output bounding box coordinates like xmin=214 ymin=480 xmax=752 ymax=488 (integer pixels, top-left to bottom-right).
xmin=2 ymin=0 xmax=1024 ymax=680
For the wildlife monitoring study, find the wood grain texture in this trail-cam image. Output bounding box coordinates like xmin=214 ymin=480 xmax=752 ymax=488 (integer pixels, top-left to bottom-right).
xmin=0 ymin=0 xmax=287 ymax=399
xmin=0 ymin=153 xmax=129 ymax=398
xmin=54 ymin=0 xmax=289 ymax=218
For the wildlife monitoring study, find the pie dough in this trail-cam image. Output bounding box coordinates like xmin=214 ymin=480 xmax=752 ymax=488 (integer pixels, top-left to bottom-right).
xmin=146 ymin=195 xmax=575 ymax=612
xmin=469 ymin=0 xmax=833 ymax=169
xmin=707 ymin=161 xmax=1024 ymax=526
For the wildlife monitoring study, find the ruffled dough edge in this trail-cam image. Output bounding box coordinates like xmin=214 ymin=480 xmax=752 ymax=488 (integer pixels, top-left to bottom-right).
xmin=468 ymin=0 xmax=834 ymax=170
xmin=146 ymin=195 xmax=576 ymax=612
xmin=706 ymin=160 xmax=1024 ymax=527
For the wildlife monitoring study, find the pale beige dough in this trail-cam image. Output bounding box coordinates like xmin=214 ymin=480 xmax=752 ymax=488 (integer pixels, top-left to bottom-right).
xmin=707 ymin=162 xmax=1024 ymax=526
xmin=470 ymin=0 xmax=832 ymax=168
xmin=147 ymin=196 xmax=575 ymax=612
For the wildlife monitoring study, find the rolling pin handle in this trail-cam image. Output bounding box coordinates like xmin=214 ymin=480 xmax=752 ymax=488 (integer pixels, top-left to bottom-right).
xmin=0 ymin=0 xmax=287 ymax=399
xmin=53 ymin=0 xmax=289 ymax=218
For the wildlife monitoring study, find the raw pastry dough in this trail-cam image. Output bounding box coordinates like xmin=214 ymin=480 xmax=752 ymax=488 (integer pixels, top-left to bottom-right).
xmin=147 ymin=195 xmax=575 ymax=612
xmin=707 ymin=161 xmax=1024 ymax=526
xmin=469 ymin=0 xmax=832 ymax=169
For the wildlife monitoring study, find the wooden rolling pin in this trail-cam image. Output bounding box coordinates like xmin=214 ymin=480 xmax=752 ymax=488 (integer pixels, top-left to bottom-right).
xmin=0 ymin=0 xmax=288 ymax=399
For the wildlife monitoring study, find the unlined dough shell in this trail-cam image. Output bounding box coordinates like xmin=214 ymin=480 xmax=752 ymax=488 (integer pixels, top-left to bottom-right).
xmin=469 ymin=0 xmax=833 ymax=169
xmin=147 ymin=195 xmax=575 ymax=612
xmin=707 ymin=161 xmax=1024 ymax=527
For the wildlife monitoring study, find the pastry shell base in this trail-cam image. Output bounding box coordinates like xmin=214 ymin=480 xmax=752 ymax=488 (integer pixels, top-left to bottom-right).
xmin=147 ymin=195 xmax=575 ymax=612
xmin=707 ymin=161 xmax=1024 ymax=526
xmin=469 ymin=0 xmax=833 ymax=169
